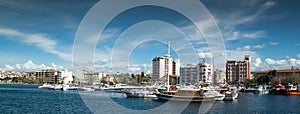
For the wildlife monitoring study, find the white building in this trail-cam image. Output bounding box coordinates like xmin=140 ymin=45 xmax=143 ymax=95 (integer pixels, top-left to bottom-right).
xmin=180 ymin=62 xmax=213 ymax=85
xmin=214 ymin=69 xmax=226 ymax=84
xmin=60 ymin=70 xmax=73 ymax=84
xmin=151 ymin=42 xmax=180 ymax=84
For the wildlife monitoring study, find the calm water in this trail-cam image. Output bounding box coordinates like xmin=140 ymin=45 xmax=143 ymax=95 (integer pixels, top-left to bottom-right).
xmin=1 ymin=84 xmax=300 ymax=114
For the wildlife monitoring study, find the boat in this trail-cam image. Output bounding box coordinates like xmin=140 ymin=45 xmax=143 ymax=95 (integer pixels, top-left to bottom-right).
xmin=124 ymin=87 xmax=156 ymax=98
xmin=254 ymin=85 xmax=269 ymax=94
xmin=154 ymin=87 xmax=217 ymax=102
xmin=214 ymin=92 xmax=225 ymax=101
xmin=79 ymin=87 xmax=95 ymax=92
xmin=270 ymin=84 xmax=286 ymax=95
xmin=97 ymin=83 xmax=128 ymax=93
xmin=38 ymin=84 xmax=53 ymax=89
xmin=286 ymin=84 xmax=300 ymax=95
xmin=223 ymin=86 xmax=239 ymax=101
xmin=63 ymin=85 xmax=79 ymax=91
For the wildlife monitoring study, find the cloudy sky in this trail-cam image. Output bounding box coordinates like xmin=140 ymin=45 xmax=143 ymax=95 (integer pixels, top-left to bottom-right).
xmin=0 ymin=0 xmax=299 ymax=73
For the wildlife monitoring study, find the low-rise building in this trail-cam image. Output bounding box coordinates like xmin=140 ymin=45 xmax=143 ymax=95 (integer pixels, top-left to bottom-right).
xmin=254 ymin=69 xmax=300 ymax=78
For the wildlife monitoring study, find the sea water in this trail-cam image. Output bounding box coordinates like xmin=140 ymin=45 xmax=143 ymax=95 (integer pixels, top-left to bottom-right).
xmin=1 ymin=84 xmax=300 ymax=114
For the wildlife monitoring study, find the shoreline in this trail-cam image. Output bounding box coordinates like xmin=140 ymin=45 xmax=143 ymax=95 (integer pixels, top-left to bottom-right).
xmin=0 ymin=83 xmax=41 ymax=86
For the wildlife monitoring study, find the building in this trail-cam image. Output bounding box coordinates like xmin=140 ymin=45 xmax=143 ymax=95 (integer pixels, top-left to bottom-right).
xmin=60 ymin=70 xmax=73 ymax=84
xmin=226 ymin=55 xmax=251 ymax=84
xmin=152 ymin=41 xmax=180 ymax=84
xmin=180 ymin=64 xmax=197 ymax=85
xmin=36 ymin=69 xmax=62 ymax=84
xmin=180 ymin=62 xmax=213 ymax=85
xmin=254 ymin=69 xmax=300 ymax=78
xmin=74 ymin=70 xmax=106 ymax=85
xmin=214 ymin=69 xmax=226 ymax=84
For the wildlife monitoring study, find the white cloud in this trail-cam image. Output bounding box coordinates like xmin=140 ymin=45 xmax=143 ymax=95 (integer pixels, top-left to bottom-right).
xmin=225 ymin=30 xmax=266 ymax=41
xmin=253 ymin=58 xmax=262 ymax=67
xmin=260 ymin=1 xmax=276 ymax=11
xmin=253 ymin=44 xmax=264 ymax=49
xmin=220 ymin=1 xmax=276 ymax=41
xmin=289 ymin=58 xmax=300 ymax=67
xmin=1 ymin=60 xmax=65 ymax=71
xmin=236 ymin=45 xmax=251 ymax=51
xmin=265 ymin=58 xmax=286 ymax=66
xmin=242 ymin=30 xmax=266 ymax=39
xmin=297 ymin=54 xmax=300 ymax=59
xmin=251 ymin=57 xmax=300 ymax=71
xmin=0 ymin=28 xmax=72 ymax=61
xmin=227 ymin=31 xmax=239 ymax=41
xmin=198 ymin=52 xmax=213 ymax=59
xmin=269 ymin=41 xmax=278 ymax=45
xmin=4 ymin=65 xmax=14 ymax=71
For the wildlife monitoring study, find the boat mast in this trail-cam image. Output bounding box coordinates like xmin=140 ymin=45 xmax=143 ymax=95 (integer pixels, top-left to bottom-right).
xmin=167 ymin=41 xmax=170 ymax=92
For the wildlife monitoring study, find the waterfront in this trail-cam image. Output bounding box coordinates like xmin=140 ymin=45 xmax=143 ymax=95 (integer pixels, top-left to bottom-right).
xmin=1 ymin=84 xmax=300 ymax=114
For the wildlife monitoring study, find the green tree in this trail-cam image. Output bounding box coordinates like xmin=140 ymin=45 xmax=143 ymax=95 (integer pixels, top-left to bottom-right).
xmin=39 ymin=76 xmax=48 ymax=84
xmin=142 ymin=75 xmax=151 ymax=82
xmin=249 ymin=78 xmax=258 ymax=85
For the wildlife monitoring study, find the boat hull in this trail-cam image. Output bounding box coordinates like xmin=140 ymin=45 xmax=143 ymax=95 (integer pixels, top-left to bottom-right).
xmin=286 ymin=90 xmax=300 ymax=95
xmin=155 ymin=93 xmax=214 ymax=102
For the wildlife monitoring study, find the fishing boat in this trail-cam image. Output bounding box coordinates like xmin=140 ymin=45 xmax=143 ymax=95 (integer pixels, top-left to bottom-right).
xmin=125 ymin=87 xmax=156 ymax=98
xmin=154 ymin=87 xmax=217 ymax=102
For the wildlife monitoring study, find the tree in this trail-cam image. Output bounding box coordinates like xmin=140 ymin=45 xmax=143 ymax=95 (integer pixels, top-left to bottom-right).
xmin=137 ymin=74 xmax=141 ymax=84
xmin=39 ymin=76 xmax=48 ymax=84
xmin=141 ymin=71 xmax=145 ymax=79
xmin=142 ymin=75 xmax=151 ymax=82
xmin=249 ymin=78 xmax=258 ymax=85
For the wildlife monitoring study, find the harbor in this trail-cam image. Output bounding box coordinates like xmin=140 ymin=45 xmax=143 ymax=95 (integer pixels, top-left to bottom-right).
xmin=1 ymin=84 xmax=300 ymax=114
xmin=1 ymin=0 xmax=300 ymax=113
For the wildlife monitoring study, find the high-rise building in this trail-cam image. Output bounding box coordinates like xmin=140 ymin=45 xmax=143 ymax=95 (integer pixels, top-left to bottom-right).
xmin=226 ymin=55 xmax=251 ymax=84
xmin=152 ymin=41 xmax=180 ymax=84
xmin=180 ymin=62 xmax=213 ymax=85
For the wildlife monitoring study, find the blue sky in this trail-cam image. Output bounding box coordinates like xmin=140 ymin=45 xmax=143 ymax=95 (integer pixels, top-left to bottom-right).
xmin=0 ymin=0 xmax=300 ymax=73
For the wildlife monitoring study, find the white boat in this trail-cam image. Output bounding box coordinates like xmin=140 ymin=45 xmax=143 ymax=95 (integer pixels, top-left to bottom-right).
xmin=38 ymin=84 xmax=53 ymax=89
xmin=214 ymin=92 xmax=225 ymax=101
xmin=125 ymin=87 xmax=157 ymax=98
xmin=98 ymin=83 xmax=128 ymax=93
xmin=48 ymin=84 xmax=62 ymax=90
xmin=223 ymin=87 xmax=239 ymax=101
xmin=63 ymin=85 xmax=79 ymax=91
xmin=254 ymin=85 xmax=269 ymax=94
xmin=80 ymin=87 xmax=95 ymax=92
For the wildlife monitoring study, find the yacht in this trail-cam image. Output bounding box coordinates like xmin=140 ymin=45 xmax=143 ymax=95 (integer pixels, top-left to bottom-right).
xmin=125 ymin=87 xmax=157 ymax=98
xmin=154 ymin=87 xmax=218 ymax=102
xmin=38 ymin=84 xmax=53 ymax=89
